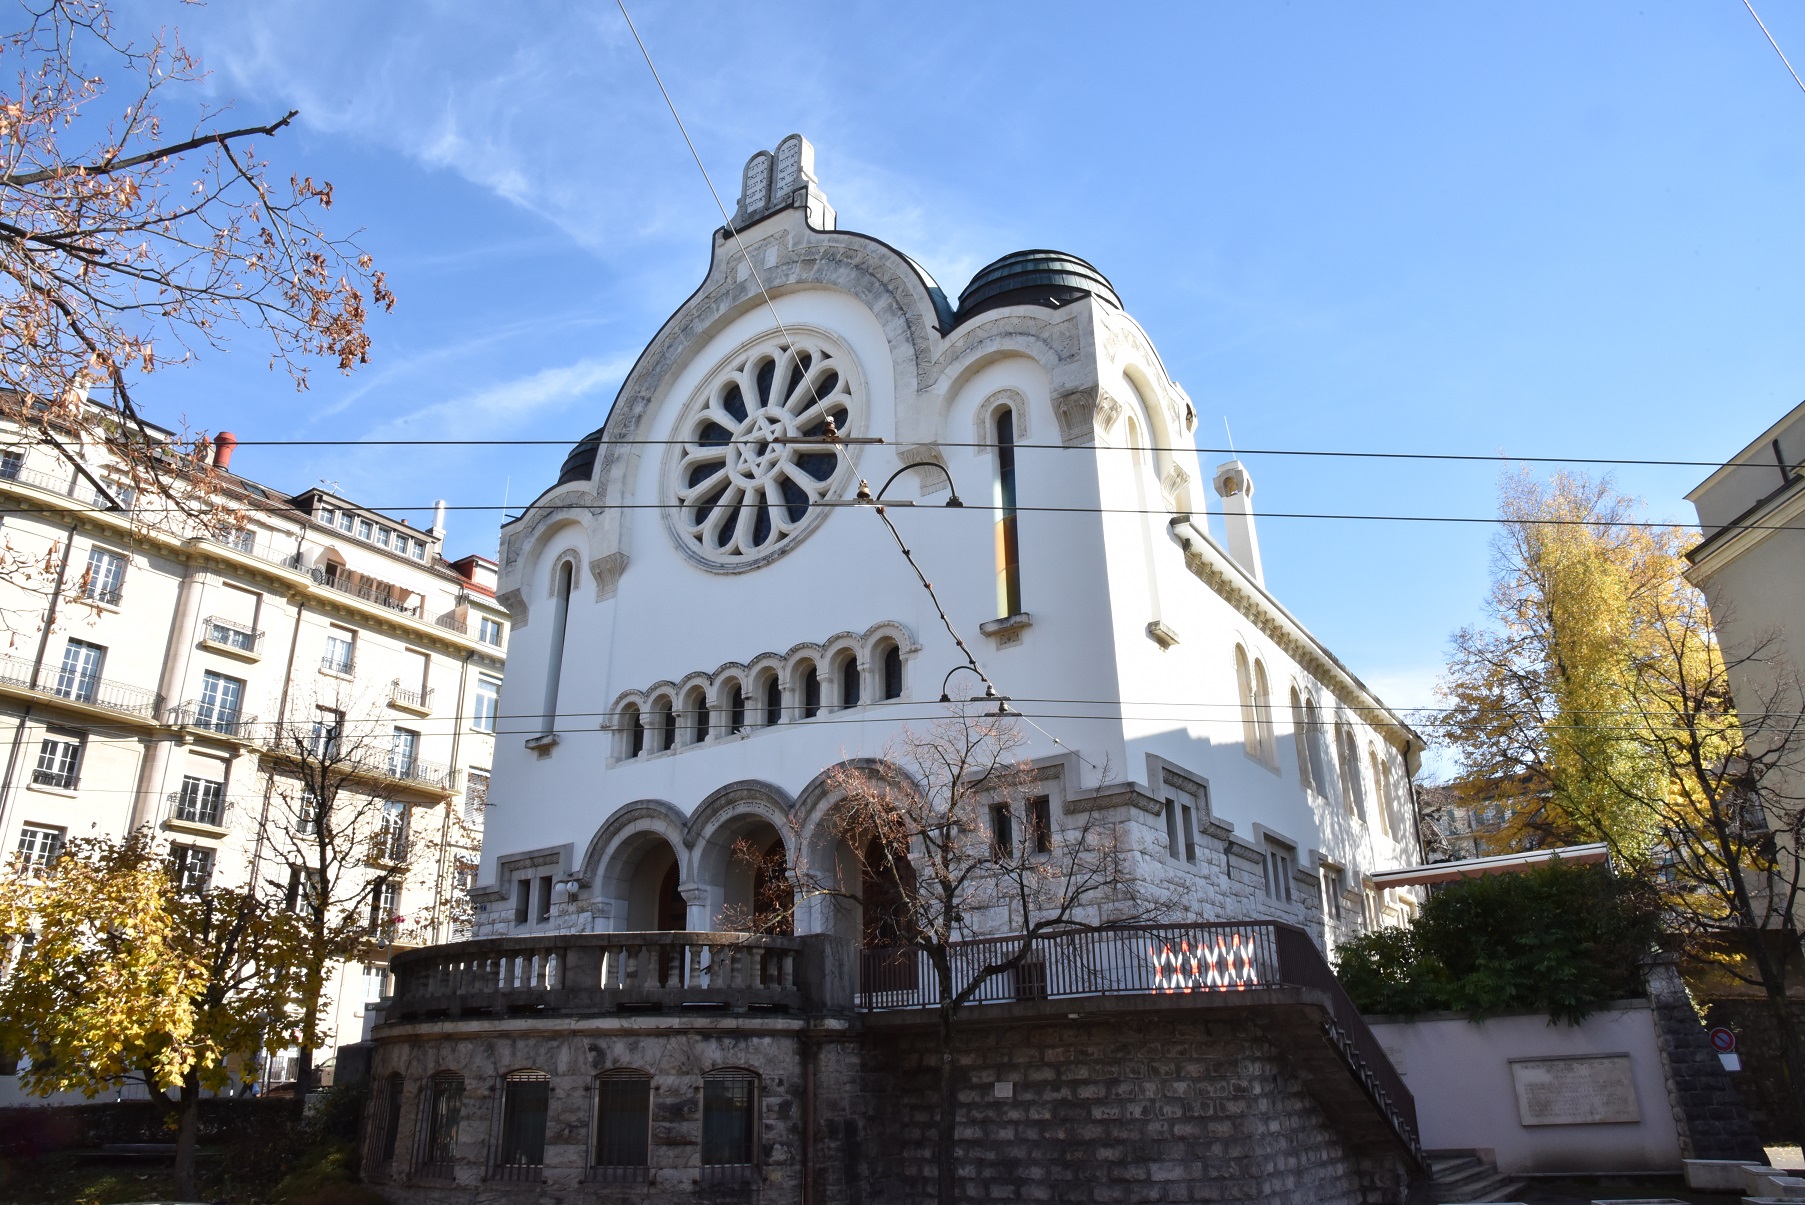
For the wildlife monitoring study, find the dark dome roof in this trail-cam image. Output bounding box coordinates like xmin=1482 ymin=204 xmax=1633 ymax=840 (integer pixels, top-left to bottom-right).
xmin=953 ymin=250 xmax=1122 ymax=326
xmin=556 ymin=427 xmax=605 ymax=487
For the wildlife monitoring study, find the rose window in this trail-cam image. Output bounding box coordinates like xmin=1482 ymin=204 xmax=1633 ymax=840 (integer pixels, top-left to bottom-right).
xmin=669 ymin=336 xmax=857 ymax=569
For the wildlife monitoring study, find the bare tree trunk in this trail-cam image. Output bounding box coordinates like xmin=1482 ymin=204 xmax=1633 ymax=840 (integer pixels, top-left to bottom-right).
xmin=936 ymin=1006 xmax=957 ymax=1205
xmin=295 ymin=1043 xmax=314 ymax=1117
xmin=173 ymin=1074 xmax=201 ymax=1201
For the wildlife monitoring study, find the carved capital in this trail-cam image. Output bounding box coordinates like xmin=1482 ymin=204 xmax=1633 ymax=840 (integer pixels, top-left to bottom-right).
xmin=1053 ymin=387 xmax=1099 ymax=446
xmin=589 ymin=551 xmax=629 ymax=601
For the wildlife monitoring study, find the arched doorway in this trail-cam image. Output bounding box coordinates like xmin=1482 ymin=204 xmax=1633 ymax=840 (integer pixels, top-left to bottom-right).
xmin=710 ymin=816 xmax=793 ymax=935
xmin=860 ymin=836 xmax=919 ymax=994
xmin=616 ymin=836 xmax=687 ymax=932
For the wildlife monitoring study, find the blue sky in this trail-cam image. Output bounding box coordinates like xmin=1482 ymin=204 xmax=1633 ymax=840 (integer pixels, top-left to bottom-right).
xmin=106 ymin=1 xmax=1805 ymax=764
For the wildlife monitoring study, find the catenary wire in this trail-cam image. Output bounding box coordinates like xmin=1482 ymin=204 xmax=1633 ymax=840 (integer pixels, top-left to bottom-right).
xmin=1743 ymin=0 xmax=1805 ymax=95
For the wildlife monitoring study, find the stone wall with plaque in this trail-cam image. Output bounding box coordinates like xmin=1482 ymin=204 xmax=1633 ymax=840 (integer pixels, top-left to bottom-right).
xmin=1511 ymin=1054 xmax=1641 ymax=1126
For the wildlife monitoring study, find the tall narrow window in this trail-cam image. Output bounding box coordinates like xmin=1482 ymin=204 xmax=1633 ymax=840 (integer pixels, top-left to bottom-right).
xmin=83 ymin=547 xmax=126 ymax=605
xmin=493 ymin=1072 xmax=550 ymax=1182
xmin=684 ymin=687 xmax=709 ymax=744
xmin=1304 ymin=697 xmax=1331 ymax=795
xmin=801 ymin=665 xmax=820 ymax=719
xmin=170 ymin=844 xmax=215 ymax=894
xmin=653 ymin=698 xmax=675 ymax=751
xmin=1338 ymin=724 xmax=1365 ymax=820
xmin=728 ymin=684 xmax=746 ymax=733
xmin=322 ymin=627 xmax=355 ymax=675
xmin=1234 ymin=646 xmax=1258 ymax=756
xmin=465 ymin=771 xmax=490 ymax=823
xmin=473 ymin=675 xmax=501 ymax=733
xmin=1164 ymin=799 xmax=1181 ymax=859
xmin=990 ymin=802 xmax=1014 ymax=857
xmin=390 ymin=728 xmax=420 ymax=780
xmin=416 ymin=1073 xmax=463 ymax=1179
xmin=622 ymin=705 xmax=643 ymax=758
xmin=1290 ymin=688 xmax=1314 ymax=792
xmin=542 ymin=560 xmax=574 ymax=737
xmin=373 ymin=1073 xmax=404 ymax=1172
xmin=763 ymin=676 xmax=782 ymax=726
xmin=1028 ymin=796 xmax=1052 ymax=854
xmin=15 ymin=825 xmax=62 ymax=873
xmin=882 ymin=644 xmax=903 ymax=700
xmin=701 ymin=1071 xmax=758 ymax=1171
xmin=197 ymin=671 xmax=245 ymax=735
xmin=1252 ymin=659 xmax=1276 ymax=765
xmin=1180 ymin=803 xmax=1197 ymax=864
xmin=1370 ymin=747 xmax=1391 ymax=836
xmin=176 ymin=775 xmax=226 ymax=826
xmin=592 ymin=1071 xmax=652 ymax=1179
xmin=994 ymin=408 xmax=1022 ymax=618
xmin=837 ymin=652 xmax=860 ymax=708
xmin=54 ymin=639 xmax=104 ymax=703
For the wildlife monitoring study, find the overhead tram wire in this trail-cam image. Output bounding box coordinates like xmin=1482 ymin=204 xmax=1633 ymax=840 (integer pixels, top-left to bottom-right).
xmin=222 ymin=435 xmax=1748 ymax=471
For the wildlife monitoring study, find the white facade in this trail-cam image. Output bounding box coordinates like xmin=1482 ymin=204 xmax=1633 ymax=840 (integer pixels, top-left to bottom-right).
xmin=479 ymin=135 xmax=1423 ymax=951
xmin=0 ymin=416 xmax=508 ymax=1090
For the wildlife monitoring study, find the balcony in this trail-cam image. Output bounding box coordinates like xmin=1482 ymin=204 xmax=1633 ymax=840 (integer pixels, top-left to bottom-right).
xmin=0 ymin=652 xmax=160 ymax=719
xmin=381 ymin=754 xmax=452 ymax=792
xmin=388 ymin=931 xmax=804 ymax=1018
xmin=32 ymin=766 xmax=76 ymax=790
xmin=169 ymin=700 xmax=259 ymax=741
xmin=320 ymin=651 xmax=356 ymax=676
xmin=308 ymin=567 xmax=422 ymax=618
xmin=199 ymin=616 xmax=263 ymax=660
xmin=388 ymin=682 xmax=434 ymax=716
xmin=432 ymin=611 xmax=468 ymax=636
xmin=81 ymin=580 xmax=123 ymax=607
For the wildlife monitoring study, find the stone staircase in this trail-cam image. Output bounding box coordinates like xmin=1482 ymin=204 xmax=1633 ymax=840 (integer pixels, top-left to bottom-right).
xmin=1413 ymin=1150 xmax=1527 ymax=1203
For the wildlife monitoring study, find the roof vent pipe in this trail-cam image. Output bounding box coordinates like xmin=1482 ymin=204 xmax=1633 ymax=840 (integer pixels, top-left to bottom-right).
xmin=212 ymin=431 xmax=237 ymax=471
xmin=430 ymin=499 xmax=447 ymax=537
xmin=1211 ymin=460 xmax=1264 ymax=588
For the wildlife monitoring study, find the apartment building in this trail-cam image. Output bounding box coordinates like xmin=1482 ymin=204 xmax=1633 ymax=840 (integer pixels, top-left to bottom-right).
xmin=0 ymin=415 xmax=507 ymax=1091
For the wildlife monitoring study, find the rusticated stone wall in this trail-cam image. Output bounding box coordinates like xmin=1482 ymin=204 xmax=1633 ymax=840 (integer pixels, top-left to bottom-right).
xmin=852 ymin=1011 xmax=1408 ymax=1205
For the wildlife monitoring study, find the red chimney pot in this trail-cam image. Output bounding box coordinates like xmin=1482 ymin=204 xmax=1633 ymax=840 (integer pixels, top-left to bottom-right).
xmin=213 ymin=431 xmax=238 ymax=471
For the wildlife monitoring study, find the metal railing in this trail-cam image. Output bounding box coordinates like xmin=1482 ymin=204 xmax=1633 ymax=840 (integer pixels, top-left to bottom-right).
xmin=381 ymin=754 xmax=451 ymax=791
xmin=432 ymin=611 xmax=468 ymax=636
xmin=31 ymin=766 xmax=75 ymax=790
xmin=82 ymin=580 xmax=123 ymax=606
xmin=170 ymin=700 xmax=258 ymax=739
xmin=389 ymin=683 xmax=434 ymax=712
xmin=0 ymin=651 xmax=160 ymax=718
xmin=169 ymin=786 xmax=226 ymax=827
xmin=855 ymin=921 xmax=1419 ymax=1161
xmin=387 ymin=931 xmax=803 ymax=1017
xmin=309 ymin=567 xmax=422 ymax=617
xmin=201 ymin=616 xmax=263 ymax=655
xmin=321 ymin=651 xmax=356 ymax=675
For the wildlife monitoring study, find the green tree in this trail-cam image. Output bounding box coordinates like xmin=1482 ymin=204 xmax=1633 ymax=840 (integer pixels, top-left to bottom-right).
xmin=1436 ymin=470 xmax=1681 ymax=860
xmin=0 ymin=834 xmax=307 ymax=1199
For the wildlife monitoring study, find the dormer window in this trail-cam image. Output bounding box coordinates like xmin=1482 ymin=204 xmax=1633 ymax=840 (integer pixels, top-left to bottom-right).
xmin=318 ymin=505 xmax=336 ymax=526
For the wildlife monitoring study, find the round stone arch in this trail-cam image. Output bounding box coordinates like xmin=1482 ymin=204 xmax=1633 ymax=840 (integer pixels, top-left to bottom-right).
xmin=686 ymin=780 xmax=797 ymax=932
xmin=792 ymin=758 xmax=923 ymax=944
xmin=580 ymin=800 xmax=691 ymax=933
xmin=608 ymin=689 xmax=649 ymax=762
xmin=859 ymin=620 xmax=918 ymax=702
xmin=819 ymin=631 xmax=863 ymax=710
xmin=1120 ymin=363 xmax=1193 ymax=512
xmin=910 ymin=326 xmax=1066 ymax=449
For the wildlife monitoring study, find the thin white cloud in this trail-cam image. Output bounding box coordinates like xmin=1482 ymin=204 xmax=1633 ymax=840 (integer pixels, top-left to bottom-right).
xmin=367 ymin=354 xmax=636 ymax=443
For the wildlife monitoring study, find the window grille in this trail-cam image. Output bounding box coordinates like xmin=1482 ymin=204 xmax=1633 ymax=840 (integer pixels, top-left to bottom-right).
xmin=590 ymin=1071 xmax=651 ymax=1180
xmin=700 ymin=1071 xmax=758 ymax=1173
xmin=371 ymin=1073 xmax=404 ymax=1173
xmin=492 ymin=1072 xmax=550 ymax=1182
xmin=416 ymin=1073 xmax=463 ymax=1179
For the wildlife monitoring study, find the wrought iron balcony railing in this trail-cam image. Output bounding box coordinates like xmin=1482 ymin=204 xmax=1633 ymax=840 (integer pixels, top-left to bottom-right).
xmin=170 ymin=700 xmax=258 ymax=739
xmin=200 ymin=616 xmax=263 ymax=655
xmin=389 ymin=683 xmax=434 ymax=712
xmin=0 ymin=651 xmax=160 ymax=718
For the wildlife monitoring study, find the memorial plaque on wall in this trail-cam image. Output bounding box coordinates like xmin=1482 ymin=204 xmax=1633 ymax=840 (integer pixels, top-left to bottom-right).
xmin=1510 ymin=1054 xmax=1640 ymax=1126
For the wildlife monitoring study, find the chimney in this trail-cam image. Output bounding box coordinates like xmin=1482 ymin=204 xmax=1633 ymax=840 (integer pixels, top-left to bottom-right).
xmin=213 ymin=431 xmax=238 ymax=471
xmin=1212 ymin=460 xmax=1264 ymax=587
xmin=430 ymin=499 xmax=447 ymax=538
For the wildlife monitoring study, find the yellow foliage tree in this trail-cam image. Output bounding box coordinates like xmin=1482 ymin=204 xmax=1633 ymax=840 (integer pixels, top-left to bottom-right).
xmin=1436 ymin=471 xmax=1679 ymax=861
xmin=0 ymin=834 xmax=308 ymax=1199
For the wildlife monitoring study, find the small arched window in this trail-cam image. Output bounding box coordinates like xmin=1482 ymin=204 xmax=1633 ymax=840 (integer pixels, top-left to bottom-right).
xmin=881 ymin=643 xmax=903 ymax=700
xmin=621 ymin=704 xmax=644 ymax=759
xmin=1252 ymin=659 xmax=1276 ymax=766
xmin=763 ymin=675 xmax=782 ymax=726
xmin=801 ymin=664 xmax=820 ymax=719
xmin=728 ymin=683 xmax=746 ymax=733
xmin=1290 ymin=687 xmax=1314 ymax=792
xmin=837 ymin=651 xmax=860 ymax=708
xmin=684 ymin=687 xmax=709 ymax=745
xmin=1370 ymin=745 xmax=1391 ymax=837
xmin=542 ymin=559 xmax=575 ymax=737
xmin=592 ymin=1070 xmax=652 ymax=1176
xmin=1234 ymin=646 xmax=1259 ymax=755
xmin=653 ymin=697 xmax=675 ymax=753
xmin=1337 ymin=723 xmax=1365 ymax=820
xmin=1304 ymin=697 xmax=1331 ymax=794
